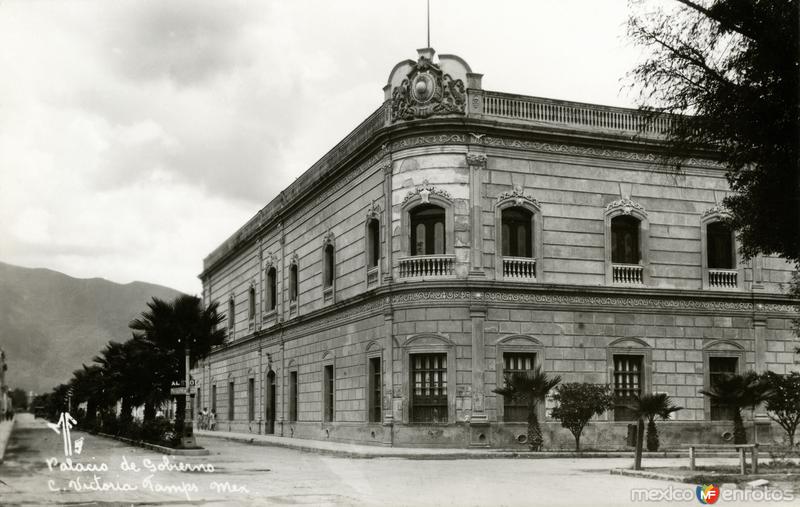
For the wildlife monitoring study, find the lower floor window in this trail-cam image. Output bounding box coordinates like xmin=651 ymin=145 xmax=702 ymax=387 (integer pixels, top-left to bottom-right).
xmin=502 ymin=352 xmax=536 ymax=422
xmin=411 ymin=353 xmax=447 ymax=423
xmin=613 ymin=355 xmax=642 ymax=421
xmin=709 ymin=356 xmax=738 ymax=421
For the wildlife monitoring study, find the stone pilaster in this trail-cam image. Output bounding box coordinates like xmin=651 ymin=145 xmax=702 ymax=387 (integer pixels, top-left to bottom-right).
xmin=752 ymin=314 xmax=771 ymax=424
xmin=467 ymin=152 xmax=487 ymax=277
xmin=469 ymin=302 xmax=489 ymax=446
xmin=383 ymin=305 xmax=395 ymax=446
xmin=382 ymin=158 xmax=394 ymax=283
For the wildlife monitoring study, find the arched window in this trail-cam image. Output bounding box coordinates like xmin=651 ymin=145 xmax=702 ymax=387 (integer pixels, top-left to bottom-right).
xmin=266 ymin=267 xmax=277 ymax=312
xmin=611 ymin=215 xmax=641 ymax=264
xmin=367 ymin=218 xmax=380 ymax=268
xmin=707 ymin=222 xmax=734 ymax=269
xmin=227 ymin=298 xmax=235 ymax=332
xmin=501 ymin=207 xmax=533 ymax=257
xmin=248 ymin=286 xmax=256 ymax=320
xmin=410 ymin=204 xmax=446 ymax=255
xmin=323 ymin=244 xmax=335 ymax=288
xmin=289 ymin=263 xmax=298 ymax=302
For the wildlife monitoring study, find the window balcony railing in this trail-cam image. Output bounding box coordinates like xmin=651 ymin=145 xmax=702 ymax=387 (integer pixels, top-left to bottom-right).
xmin=366 ymin=266 xmax=379 ymax=287
xmin=323 ymin=286 xmax=334 ymax=303
xmin=709 ymin=269 xmax=738 ymax=289
xmin=612 ymin=263 xmax=644 ymax=285
xmin=399 ymin=255 xmax=455 ymax=279
xmin=503 ymin=257 xmax=536 ymax=280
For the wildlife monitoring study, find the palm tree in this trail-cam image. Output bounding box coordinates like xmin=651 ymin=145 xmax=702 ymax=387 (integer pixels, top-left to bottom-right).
xmin=700 ymin=371 xmax=771 ymax=444
xmin=493 ymin=367 xmax=561 ymax=451
xmin=627 ymin=393 xmax=682 ymax=455
xmin=93 ymin=341 xmax=138 ymax=430
xmin=70 ymin=364 xmax=104 ymax=428
xmin=129 ymin=295 xmax=225 ymax=434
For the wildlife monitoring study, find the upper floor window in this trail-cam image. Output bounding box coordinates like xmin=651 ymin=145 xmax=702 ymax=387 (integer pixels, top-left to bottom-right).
xmin=611 ymin=215 xmax=641 ymax=264
xmin=701 ymin=209 xmax=738 ymax=289
xmin=367 ymin=218 xmax=380 ymax=268
xmin=707 ymin=222 xmax=734 ymax=270
xmin=410 ymin=204 xmax=446 ymax=255
xmin=323 ymin=244 xmax=335 ymax=288
xmin=289 ymin=262 xmax=298 ymax=302
xmin=501 ymin=207 xmax=533 ymax=258
xmin=248 ymin=286 xmax=256 ymax=320
xmin=266 ymin=267 xmax=277 ymax=312
xmin=227 ymin=298 xmax=235 ymax=332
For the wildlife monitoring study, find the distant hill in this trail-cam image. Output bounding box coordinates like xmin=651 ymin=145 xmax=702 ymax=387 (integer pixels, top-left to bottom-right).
xmin=0 ymin=262 xmax=183 ymax=395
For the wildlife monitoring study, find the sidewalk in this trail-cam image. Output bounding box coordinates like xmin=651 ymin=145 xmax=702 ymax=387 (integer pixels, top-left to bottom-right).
xmin=195 ymin=428 xmax=687 ymax=460
xmin=0 ymin=415 xmax=15 ymax=464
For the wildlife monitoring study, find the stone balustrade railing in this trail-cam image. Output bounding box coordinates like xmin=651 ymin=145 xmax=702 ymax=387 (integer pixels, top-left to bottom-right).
xmin=503 ymin=257 xmax=537 ymax=280
xmin=612 ymin=263 xmax=644 ymax=285
xmin=399 ymin=255 xmax=455 ymax=279
xmin=481 ymin=91 xmax=671 ymax=137
xmin=709 ymin=269 xmax=738 ymax=289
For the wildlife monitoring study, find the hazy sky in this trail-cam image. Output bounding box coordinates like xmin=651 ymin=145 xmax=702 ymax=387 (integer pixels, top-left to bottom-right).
xmin=0 ymin=0 xmax=646 ymax=294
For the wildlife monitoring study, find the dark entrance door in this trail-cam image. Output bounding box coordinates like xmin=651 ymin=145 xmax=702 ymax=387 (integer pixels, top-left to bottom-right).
xmin=265 ymin=370 xmax=276 ymax=434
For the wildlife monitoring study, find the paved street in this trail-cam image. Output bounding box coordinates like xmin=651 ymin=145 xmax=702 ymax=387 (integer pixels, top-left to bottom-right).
xmin=0 ymin=414 xmax=785 ymax=506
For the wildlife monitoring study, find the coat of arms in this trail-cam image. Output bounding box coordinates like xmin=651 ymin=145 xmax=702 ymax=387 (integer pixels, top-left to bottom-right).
xmin=390 ymin=56 xmax=466 ymax=122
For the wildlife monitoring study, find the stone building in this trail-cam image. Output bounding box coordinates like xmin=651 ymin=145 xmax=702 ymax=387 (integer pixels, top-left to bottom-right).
xmin=192 ymin=49 xmax=798 ymax=449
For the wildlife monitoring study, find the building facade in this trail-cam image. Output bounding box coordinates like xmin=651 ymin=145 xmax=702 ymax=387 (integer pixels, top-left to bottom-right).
xmin=192 ymin=49 xmax=798 ymax=449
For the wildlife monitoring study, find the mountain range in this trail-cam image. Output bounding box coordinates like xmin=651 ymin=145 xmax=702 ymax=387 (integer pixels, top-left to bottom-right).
xmin=0 ymin=261 xmax=183 ymax=394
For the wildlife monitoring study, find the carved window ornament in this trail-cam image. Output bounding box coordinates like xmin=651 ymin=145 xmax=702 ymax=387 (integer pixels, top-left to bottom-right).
xmin=390 ymin=55 xmax=466 ymax=122
xmin=496 ymin=184 xmax=540 ymax=209
xmin=322 ymin=230 xmax=335 ymax=248
xmin=264 ymin=252 xmax=278 ymax=269
xmin=402 ymin=179 xmax=452 ymax=205
xmin=605 ymin=198 xmax=646 ymax=218
xmin=366 ymin=200 xmax=382 ymax=221
xmin=701 ymin=203 xmax=732 ymax=222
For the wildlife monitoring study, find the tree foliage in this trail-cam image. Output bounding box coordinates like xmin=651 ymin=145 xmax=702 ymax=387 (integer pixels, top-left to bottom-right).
xmin=625 ymin=393 xmax=683 ymax=455
xmin=762 ymin=371 xmax=800 ymax=447
xmin=699 ymin=370 xmax=771 ymax=443
xmin=628 ymin=0 xmax=800 ymax=262
xmin=8 ymin=387 xmax=28 ymax=411
xmin=550 ymin=383 xmax=614 ymax=452
xmin=493 ymin=367 xmax=561 ymax=451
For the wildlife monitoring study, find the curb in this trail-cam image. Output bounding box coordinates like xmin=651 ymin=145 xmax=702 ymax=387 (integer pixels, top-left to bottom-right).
xmin=612 ymin=467 xmax=800 ymax=484
xmin=0 ymin=416 xmax=15 ymax=464
xmin=96 ymin=432 xmax=210 ymax=456
xmin=196 ymin=431 xmax=687 ymax=460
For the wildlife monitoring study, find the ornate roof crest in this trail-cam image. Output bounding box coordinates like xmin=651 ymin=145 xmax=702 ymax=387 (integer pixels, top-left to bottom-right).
xmin=403 ymin=179 xmax=452 ymax=204
xmin=497 ymin=184 xmax=539 ymax=208
xmin=606 ymin=198 xmax=646 ymax=216
xmin=390 ymin=55 xmax=466 ymax=122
